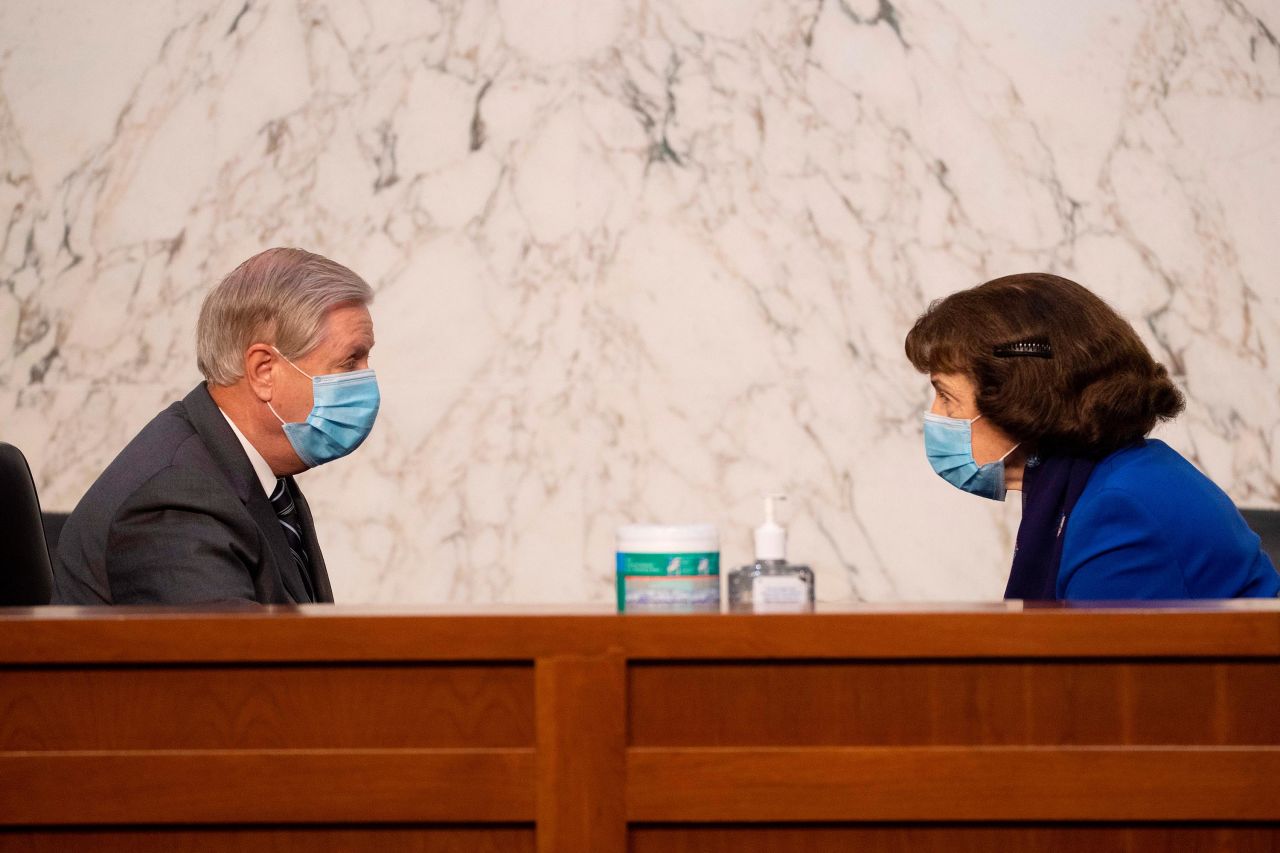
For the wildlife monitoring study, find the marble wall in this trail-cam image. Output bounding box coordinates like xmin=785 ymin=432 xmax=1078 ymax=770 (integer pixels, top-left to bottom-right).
xmin=2 ymin=0 xmax=1278 ymax=603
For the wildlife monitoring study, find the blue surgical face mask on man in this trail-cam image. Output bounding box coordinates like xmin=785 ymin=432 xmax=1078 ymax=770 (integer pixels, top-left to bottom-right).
xmin=267 ymin=347 xmax=380 ymax=469
xmin=923 ymin=412 xmax=1019 ymax=502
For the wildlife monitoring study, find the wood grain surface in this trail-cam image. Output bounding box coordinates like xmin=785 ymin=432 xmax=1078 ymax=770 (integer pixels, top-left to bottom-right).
xmin=0 ymin=827 xmax=534 ymax=852
xmin=627 ymin=746 xmax=1280 ymax=821
xmin=0 ymin=664 xmax=533 ymax=750
xmin=0 ymin=749 xmax=535 ymax=824
xmin=629 ymin=825 xmax=1280 ymax=852
xmin=629 ymin=660 xmax=1280 ymax=745
xmin=3 ymin=605 xmax=1279 ymax=663
xmin=535 ymin=653 xmax=626 ymax=853
xmin=1 ymin=604 xmax=1277 ymax=852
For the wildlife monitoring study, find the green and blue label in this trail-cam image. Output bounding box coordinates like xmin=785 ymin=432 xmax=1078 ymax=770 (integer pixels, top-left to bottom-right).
xmin=616 ymin=551 xmax=720 ymax=612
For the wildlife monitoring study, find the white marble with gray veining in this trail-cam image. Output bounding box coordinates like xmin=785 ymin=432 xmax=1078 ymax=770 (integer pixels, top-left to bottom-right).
xmin=2 ymin=0 xmax=1278 ymax=603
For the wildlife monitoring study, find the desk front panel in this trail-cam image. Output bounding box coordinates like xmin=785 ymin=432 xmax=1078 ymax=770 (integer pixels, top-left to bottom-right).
xmin=0 ymin=606 xmax=1277 ymax=852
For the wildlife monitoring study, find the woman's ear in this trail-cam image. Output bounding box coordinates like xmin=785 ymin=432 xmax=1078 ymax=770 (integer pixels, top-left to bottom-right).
xmin=244 ymin=344 xmax=277 ymax=402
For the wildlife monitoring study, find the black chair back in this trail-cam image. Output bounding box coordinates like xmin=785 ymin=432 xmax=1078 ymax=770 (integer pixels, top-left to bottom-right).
xmin=0 ymin=442 xmax=54 ymax=605
xmin=1241 ymin=508 xmax=1280 ymax=570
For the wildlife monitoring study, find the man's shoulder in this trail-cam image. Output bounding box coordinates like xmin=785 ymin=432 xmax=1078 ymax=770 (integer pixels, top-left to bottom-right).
xmin=65 ymin=386 xmax=247 ymax=529
xmin=102 ymin=395 xmax=220 ymax=492
xmin=55 ymin=385 xmax=247 ymax=604
xmin=114 ymin=459 xmax=251 ymax=528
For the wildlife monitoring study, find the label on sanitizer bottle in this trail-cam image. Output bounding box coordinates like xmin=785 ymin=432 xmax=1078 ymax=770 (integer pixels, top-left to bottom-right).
xmin=752 ymin=575 xmax=809 ymax=613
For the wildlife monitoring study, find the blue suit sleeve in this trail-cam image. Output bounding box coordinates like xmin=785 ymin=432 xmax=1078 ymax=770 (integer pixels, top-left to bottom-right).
xmin=1058 ymin=488 xmax=1188 ymax=600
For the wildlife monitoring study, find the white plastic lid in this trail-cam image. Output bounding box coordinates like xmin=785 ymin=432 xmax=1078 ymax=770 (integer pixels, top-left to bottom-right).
xmin=616 ymin=523 xmax=719 ymax=553
xmin=754 ymin=495 xmax=787 ymax=561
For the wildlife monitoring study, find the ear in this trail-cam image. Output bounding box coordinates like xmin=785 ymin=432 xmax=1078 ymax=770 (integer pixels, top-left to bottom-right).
xmin=244 ymin=343 xmax=277 ymax=402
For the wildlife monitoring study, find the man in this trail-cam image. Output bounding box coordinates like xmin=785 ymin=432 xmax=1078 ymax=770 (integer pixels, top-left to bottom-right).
xmin=55 ymin=248 xmax=378 ymax=604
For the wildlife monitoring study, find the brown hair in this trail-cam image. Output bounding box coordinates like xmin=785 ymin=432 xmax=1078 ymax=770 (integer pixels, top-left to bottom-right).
xmin=904 ymin=273 xmax=1185 ymax=457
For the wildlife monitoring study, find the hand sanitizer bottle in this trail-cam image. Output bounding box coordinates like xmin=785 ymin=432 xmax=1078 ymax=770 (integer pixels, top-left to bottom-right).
xmin=727 ymin=495 xmax=815 ymax=613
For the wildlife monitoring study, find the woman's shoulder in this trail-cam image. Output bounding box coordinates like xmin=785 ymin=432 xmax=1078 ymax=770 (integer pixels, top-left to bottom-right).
xmin=1076 ymin=439 xmax=1241 ymax=540
xmin=1086 ymin=439 xmax=1210 ymax=494
xmin=1073 ymin=439 xmax=1239 ymax=538
xmin=1062 ymin=440 xmax=1279 ymax=599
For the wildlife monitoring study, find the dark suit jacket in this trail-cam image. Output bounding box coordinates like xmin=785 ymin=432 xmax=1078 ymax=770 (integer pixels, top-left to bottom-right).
xmin=55 ymin=384 xmax=334 ymax=605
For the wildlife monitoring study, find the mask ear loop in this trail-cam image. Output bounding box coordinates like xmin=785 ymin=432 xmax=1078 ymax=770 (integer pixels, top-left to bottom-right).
xmin=971 ymin=415 xmax=1021 ymax=463
xmin=271 ymin=346 xmax=314 ymax=380
xmin=266 ymin=346 xmax=311 ymax=426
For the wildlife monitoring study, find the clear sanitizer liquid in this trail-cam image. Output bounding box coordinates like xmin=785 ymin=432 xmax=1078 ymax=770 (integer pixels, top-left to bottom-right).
xmin=727 ymin=495 xmax=815 ymax=614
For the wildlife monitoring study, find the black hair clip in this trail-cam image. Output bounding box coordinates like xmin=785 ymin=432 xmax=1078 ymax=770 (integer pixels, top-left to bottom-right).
xmin=993 ymin=339 xmax=1053 ymax=359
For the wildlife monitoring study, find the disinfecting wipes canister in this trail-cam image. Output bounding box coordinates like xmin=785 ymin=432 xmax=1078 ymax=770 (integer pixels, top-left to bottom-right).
xmin=615 ymin=524 xmax=720 ymax=613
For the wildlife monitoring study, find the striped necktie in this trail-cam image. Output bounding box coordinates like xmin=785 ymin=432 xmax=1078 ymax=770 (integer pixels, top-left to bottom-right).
xmin=269 ymin=478 xmax=315 ymax=603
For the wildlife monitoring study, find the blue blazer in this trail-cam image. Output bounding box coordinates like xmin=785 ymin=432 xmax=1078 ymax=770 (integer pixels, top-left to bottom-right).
xmin=1057 ymin=439 xmax=1280 ymax=599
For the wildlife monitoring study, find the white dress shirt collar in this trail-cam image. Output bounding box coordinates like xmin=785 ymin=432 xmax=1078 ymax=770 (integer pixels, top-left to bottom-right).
xmin=219 ymin=409 xmax=278 ymax=498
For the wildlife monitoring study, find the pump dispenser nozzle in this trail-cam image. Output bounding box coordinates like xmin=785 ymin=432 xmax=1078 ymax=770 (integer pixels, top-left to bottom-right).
xmin=754 ymin=494 xmax=787 ymax=561
xmin=729 ymin=494 xmax=815 ymax=614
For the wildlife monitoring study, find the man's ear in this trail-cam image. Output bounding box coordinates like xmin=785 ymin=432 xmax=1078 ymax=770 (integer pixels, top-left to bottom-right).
xmin=244 ymin=344 xmax=277 ymax=402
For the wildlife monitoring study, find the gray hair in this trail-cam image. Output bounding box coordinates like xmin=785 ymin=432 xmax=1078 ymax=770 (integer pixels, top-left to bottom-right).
xmin=196 ymin=248 xmax=373 ymax=385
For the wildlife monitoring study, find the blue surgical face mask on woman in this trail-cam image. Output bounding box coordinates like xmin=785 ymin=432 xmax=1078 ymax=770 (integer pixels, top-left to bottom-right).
xmin=923 ymin=412 xmax=1019 ymax=501
xmin=267 ymin=347 xmax=380 ymax=469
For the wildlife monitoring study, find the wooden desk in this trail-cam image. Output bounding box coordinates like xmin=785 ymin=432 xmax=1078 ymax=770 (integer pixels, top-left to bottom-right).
xmin=1 ymin=603 xmax=1278 ymax=851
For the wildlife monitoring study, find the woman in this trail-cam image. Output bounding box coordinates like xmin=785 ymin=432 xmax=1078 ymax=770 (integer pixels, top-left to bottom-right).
xmin=904 ymin=273 xmax=1279 ymax=600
